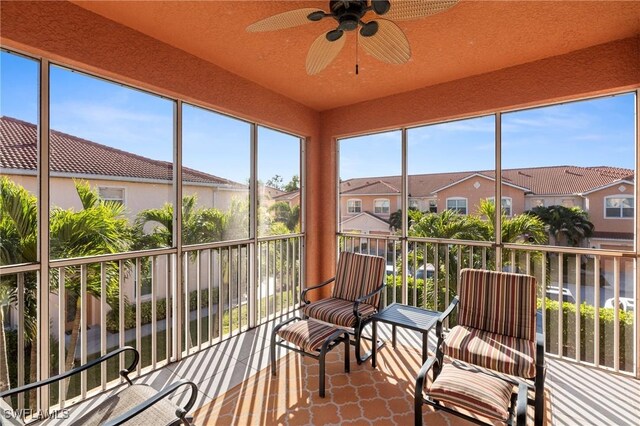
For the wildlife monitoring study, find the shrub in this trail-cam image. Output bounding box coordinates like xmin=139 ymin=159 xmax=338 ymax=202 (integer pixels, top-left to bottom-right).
xmin=539 ymin=298 xmax=634 ymax=372
xmin=106 ymin=288 xmax=218 ymax=333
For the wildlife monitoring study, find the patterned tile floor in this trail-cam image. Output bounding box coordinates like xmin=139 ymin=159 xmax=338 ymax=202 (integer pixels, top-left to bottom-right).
xmin=44 ymin=316 xmax=639 ymax=425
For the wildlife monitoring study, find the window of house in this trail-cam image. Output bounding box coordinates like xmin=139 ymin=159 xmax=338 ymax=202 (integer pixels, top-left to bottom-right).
xmin=532 ymin=198 xmax=544 ymax=207
xmin=409 ymin=199 xmax=419 ymax=209
xmin=605 ymin=196 xmax=634 ymax=218
xmin=488 ymin=197 xmax=512 ymax=216
xmin=347 ymin=199 xmax=362 ymax=214
xmin=446 ymin=198 xmax=467 ymax=215
xmin=428 ymin=200 xmax=437 ymax=213
xmin=374 ymin=199 xmax=390 ymax=214
xmin=99 ymin=187 xmax=125 ymax=205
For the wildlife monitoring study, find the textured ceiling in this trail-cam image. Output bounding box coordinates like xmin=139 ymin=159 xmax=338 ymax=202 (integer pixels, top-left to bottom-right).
xmin=71 ymin=0 xmax=640 ymax=111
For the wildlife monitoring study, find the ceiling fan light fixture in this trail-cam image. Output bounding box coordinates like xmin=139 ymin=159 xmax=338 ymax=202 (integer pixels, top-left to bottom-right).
xmin=307 ymin=11 xmax=326 ymax=21
xmin=326 ymin=29 xmax=344 ymax=42
xmin=372 ymin=0 xmax=391 ymax=15
xmin=360 ymin=20 xmax=379 ymax=37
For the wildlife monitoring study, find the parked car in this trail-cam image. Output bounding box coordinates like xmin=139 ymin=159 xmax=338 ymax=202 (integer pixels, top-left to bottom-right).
xmin=414 ymin=263 xmax=435 ymax=280
xmin=604 ymin=297 xmax=635 ymax=312
xmin=545 ymin=286 xmax=576 ymax=304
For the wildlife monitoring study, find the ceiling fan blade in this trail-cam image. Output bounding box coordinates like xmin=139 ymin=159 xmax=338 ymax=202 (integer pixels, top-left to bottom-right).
xmin=360 ymin=19 xmax=410 ymax=64
xmin=246 ymin=8 xmax=324 ymax=32
xmin=306 ymin=32 xmax=346 ymax=75
xmin=384 ymin=0 xmax=459 ymax=21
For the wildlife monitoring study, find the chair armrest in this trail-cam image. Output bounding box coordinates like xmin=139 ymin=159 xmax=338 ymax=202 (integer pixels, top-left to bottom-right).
xmin=353 ymin=283 xmax=385 ymax=318
xmin=103 ymin=379 xmax=198 ymax=426
xmin=435 ymin=296 xmax=459 ymax=340
xmin=536 ymin=332 xmax=544 ymax=368
xmin=301 ymin=277 xmax=335 ymax=304
xmin=0 ymin=346 xmax=139 ymax=399
xmin=414 ymin=356 xmax=438 ymax=404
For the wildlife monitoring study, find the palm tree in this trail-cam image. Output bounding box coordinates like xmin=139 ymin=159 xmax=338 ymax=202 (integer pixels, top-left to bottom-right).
xmin=0 ymin=178 xmax=129 ymax=400
xmin=135 ymin=195 xmax=229 ymax=247
xmin=389 ymin=208 xmax=424 ymax=233
xmin=49 ymin=180 xmax=131 ymax=386
xmin=478 ymin=199 xmax=547 ymax=244
xmin=526 ymin=205 xmax=594 ymax=246
xmin=409 ymin=209 xmax=490 ymax=240
xmin=0 ymin=177 xmax=39 ymax=393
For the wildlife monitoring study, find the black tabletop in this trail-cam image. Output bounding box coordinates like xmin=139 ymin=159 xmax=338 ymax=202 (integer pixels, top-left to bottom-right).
xmin=372 ymin=303 xmax=440 ymax=333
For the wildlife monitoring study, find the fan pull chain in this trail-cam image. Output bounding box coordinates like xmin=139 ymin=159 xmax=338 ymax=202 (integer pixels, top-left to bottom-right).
xmin=355 ymin=31 xmax=359 ymax=75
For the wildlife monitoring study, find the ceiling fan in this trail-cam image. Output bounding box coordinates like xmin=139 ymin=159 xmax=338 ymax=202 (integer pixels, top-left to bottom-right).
xmin=246 ymin=0 xmax=459 ymax=75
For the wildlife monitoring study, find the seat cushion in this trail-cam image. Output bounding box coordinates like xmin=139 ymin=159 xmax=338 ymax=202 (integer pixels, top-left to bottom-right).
xmin=429 ymin=362 xmax=514 ymax=421
xmin=277 ymin=319 xmax=341 ymax=353
xmin=301 ymin=297 xmax=376 ymax=328
xmin=443 ymin=325 xmax=536 ymax=378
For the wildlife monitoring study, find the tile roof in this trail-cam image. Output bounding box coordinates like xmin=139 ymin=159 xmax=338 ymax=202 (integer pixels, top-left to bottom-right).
xmin=0 ymin=116 xmax=244 ymax=188
xmin=341 ymin=180 xmax=401 ymax=195
xmin=341 ymin=165 xmax=634 ymax=197
xmin=272 ymin=190 xmax=300 ymax=201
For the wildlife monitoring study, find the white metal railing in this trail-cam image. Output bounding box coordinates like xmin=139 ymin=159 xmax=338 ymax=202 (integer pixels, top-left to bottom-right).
xmin=0 ymin=234 xmax=303 ymax=414
xmin=339 ymin=233 xmax=637 ymax=376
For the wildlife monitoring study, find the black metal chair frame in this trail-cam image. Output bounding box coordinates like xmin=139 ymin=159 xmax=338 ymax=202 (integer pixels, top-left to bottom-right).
xmin=0 ymin=346 xmax=198 ymax=426
xmin=301 ymin=277 xmax=386 ymax=364
xmin=270 ymin=316 xmax=350 ymax=398
xmin=435 ymin=297 xmax=546 ymax=426
xmin=415 ymin=355 xmax=528 ymax=426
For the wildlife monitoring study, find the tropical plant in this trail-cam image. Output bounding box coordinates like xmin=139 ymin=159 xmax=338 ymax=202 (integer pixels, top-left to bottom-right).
xmin=135 ymin=194 xmax=230 ymax=248
xmin=49 ymin=180 xmax=131 ymax=389
xmin=409 ymin=209 xmax=490 ymax=240
xmin=389 ymin=208 xmax=424 ymax=232
xmin=478 ymin=199 xmax=547 ymax=244
xmin=0 ymin=178 xmax=132 ymax=400
xmin=0 ymin=178 xmax=40 ymax=393
xmin=526 ymin=205 xmax=594 ymax=246
xmin=268 ymin=201 xmax=300 ymax=233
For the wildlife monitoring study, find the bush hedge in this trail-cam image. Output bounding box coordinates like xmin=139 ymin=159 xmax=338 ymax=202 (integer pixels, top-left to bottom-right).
xmin=106 ymin=288 xmax=218 ymax=333
xmin=540 ymin=298 xmax=634 ymax=372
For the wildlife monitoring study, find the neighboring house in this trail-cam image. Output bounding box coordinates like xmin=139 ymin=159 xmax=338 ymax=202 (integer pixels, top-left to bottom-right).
xmin=1 ymin=116 xmax=247 ymax=220
xmin=340 ymin=166 xmax=634 ymax=250
xmin=272 ymin=189 xmax=301 ymax=208
xmin=1 ymin=116 xmax=250 ymax=335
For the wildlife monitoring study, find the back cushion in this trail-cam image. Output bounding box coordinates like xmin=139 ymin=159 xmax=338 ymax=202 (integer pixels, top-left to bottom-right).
xmin=333 ymin=252 xmax=386 ymax=306
xmin=458 ymin=268 xmax=537 ymax=341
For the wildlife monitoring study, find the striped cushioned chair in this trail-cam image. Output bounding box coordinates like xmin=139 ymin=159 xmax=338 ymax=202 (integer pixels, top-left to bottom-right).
xmin=435 ymin=269 xmax=545 ymax=426
xmin=301 ymin=251 xmax=386 ymax=363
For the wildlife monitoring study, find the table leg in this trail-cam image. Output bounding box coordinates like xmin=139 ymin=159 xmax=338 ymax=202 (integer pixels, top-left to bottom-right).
xmin=372 ymin=320 xmax=378 ymax=368
xmin=422 ymin=332 xmax=428 ymax=363
xmin=392 ymin=324 xmax=397 ymax=349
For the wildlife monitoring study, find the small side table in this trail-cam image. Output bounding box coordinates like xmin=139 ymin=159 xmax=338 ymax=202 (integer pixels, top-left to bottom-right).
xmin=371 ymin=303 xmax=440 ymax=368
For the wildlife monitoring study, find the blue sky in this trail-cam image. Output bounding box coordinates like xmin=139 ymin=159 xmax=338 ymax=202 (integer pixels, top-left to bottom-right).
xmin=340 ymin=94 xmax=636 ymax=180
xmin=1 ymin=51 xmax=636 ymax=184
xmin=1 ymin=51 xmax=300 ymax=185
